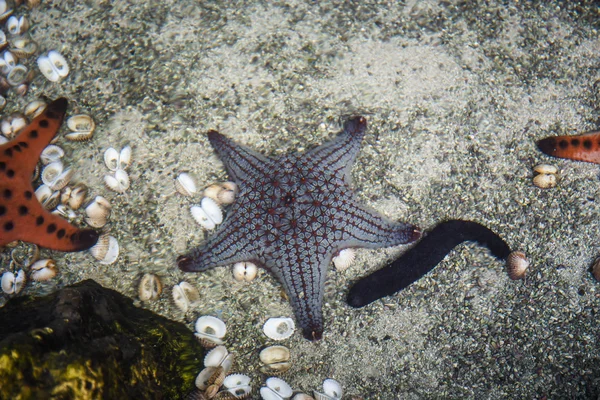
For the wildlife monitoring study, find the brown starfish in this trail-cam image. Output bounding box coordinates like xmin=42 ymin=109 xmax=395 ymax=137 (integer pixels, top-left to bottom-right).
xmin=0 ymin=98 xmax=98 ymax=251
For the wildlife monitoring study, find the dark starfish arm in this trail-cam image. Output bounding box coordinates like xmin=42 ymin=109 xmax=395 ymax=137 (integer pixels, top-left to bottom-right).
xmin=537 ymin=131 xmax=600 ymax=164
xmin=336 ymin=200 xmax=421 ymax=249
xmin=207 ymin=130 xmax=274 ymax=182
xmin=9 ymin=98 xmax=68 ymax=177
xmin=305 ymin=117 xmax=367 ymax=184
xmin=267 ymin=256 xmax=327 ymax=341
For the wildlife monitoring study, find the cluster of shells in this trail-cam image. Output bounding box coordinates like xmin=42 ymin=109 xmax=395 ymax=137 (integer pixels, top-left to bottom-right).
xmin=0 ymin=243 xmax=58 ymax=295
xmin=186 ymin=314 xmax=347 ymax=400
xmin=0 ymin=0 xmax=69 ymax=111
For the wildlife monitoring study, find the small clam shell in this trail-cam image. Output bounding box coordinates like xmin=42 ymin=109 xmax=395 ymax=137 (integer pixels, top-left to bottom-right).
xmin=10 ymin=36 xmax=36 ymax=59
xmin=232 ymin=261 xmax=258 ymax=282
xmin=41 ymin=161 xmax=63 ymax=186
xmin=223 ymin=374 xmax=252 ymax=397
xmin=204 ymin=345 xmax=234 ymax=372
xmin=24 ymin=99 xmax=46 ymax=119
xmin=506 ymin=251 xmax=529 ymax=280
xmin=195 ymin=315 xmax=227 ymax=346
xmin=6 ymin=16 xmax=29 ymax=36
xmin=30 ymin=259 xmax=58 ymax=282
xmin=65 ymin=183 xmax=88 ymax=210
xmin=104 ymin=169 xmax=130 ymax=193
xmin=89 ymin=233 xmax=119 ymax=264
xmin=195 ymin=367 xmax=225 ymax=391
xmin=172 ymin=281 xmax=200 ymax=313
xmin=1 ymin=269 xmax=25 ymax=294
xmin=1 ymin=112 xmax=26 ymax=137
xmin=138 ymin=273 xmax=162 ymax=301
xmin=37 ymin=50 xmax=69 ymax=82
xmin=35 ymin=184 xmax=60 ymax=210
xmin=0 ymin=50 xmax=16 ymax=75
xmin=118 ymin=145 xmax=132 ymax=170
xmin=263 ymin=377 xmax=293 ymax=399
xmin=201 ymin=197 xmax=223 ymax=224
xmin=190 ymin=205 xmax=215 ymax=230
xmin=84 ymin=195 xmax=111 ymax=228
xmin=321 ymin=379 xmax=342 ymax=399
xmin=6 ymin=64 xmax=28 ymax=86
xmin=40 ymin=144 xmax=64 ymax=165
xmin=259 ymin=345 xmax=291 ymax=365
xmin=204 ymin=182 xmax=238 ymax=205
xmin=65 ymin=114 xmax=95 ymax=141
xmin=0 ymin=1 xmax=12 ymax=23
xmin=104 ymin=147 xmax=119 ymax=171
xmin=0 ymin=30 xmax=6 ymax=52
xmin=533 ymin=164 xmax=558 ymax=175
xmin=175 ymin=172 xmax=197 ymax=197
xmin=49 ymin=169 xmax=74 ymax=191
xmin=332 ymin=248 xmax=355 ymax=272
xmin=533 ymin=173 xmax=556 ymax=189
xmin=52 ymin=204 xmax=76 ymax=220
xmin=263 ymin=317 xmax=296 ymax=341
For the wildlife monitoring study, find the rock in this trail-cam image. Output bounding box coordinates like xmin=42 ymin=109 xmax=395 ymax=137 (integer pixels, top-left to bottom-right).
xmin=0 ymin=279 xmax=203 ymax=399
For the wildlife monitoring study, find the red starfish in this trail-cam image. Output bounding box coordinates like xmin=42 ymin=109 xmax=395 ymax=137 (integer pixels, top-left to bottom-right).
xmin=537 ymin=131 xmax=600 ymax=164
xmin=0 ymin=98 xmax=99 ymax=251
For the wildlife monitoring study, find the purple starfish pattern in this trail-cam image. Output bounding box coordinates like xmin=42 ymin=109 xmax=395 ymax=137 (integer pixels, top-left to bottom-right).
xmin=178 ymin=117 xmax=420 ymax=340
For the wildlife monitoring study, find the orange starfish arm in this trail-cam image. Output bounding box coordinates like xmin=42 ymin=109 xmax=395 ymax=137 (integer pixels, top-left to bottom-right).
xmin=0 ymin=98 xmax=99 ymax=251
xmin=537 ymin=131 xmax=600 ymax=164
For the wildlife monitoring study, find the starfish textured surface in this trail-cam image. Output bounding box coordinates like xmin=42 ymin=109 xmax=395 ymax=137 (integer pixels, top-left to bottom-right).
xmin=178 ymin=117 xmax=420 ymax=340
xmin=0 ymin=98 xmax=99 ymax=251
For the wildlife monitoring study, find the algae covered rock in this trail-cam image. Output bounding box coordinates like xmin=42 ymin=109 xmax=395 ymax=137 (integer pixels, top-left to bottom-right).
xmin=0 ymin=279 xmax=203 ymax=399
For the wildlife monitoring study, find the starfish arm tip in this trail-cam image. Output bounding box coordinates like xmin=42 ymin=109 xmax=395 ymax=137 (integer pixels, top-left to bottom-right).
xmin=536 ymin=137 xmax=557 ymax=156
xmin=70 ymin=229 xmax=100 ymax=251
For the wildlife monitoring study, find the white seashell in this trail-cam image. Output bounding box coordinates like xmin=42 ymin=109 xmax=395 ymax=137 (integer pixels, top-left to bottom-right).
xmin=89 ymin=233 xmax=110 ymax=261
xmin=223 ymin=374 xmax=252 ymax=397
xmin=65 ymin=114 xmax=95 ymax=141
xmin=104 ymin=169 xmax=130 ymax=193
xmin=10 ymin=36 xmax=36 ymax=59
xmin=322 ymin=379 xmax=342 ymax=400
xmin=217 ymin=186 xmax=236 ymax=205
xmin=52 ymin=204 xmax=76 ymax=220
xmin=204 ymin=345 xmax=234 ymax=373
xmin=40 ymin=145 xmax=64 ymax=165
xmin=65 ymin=183 xmax=88 ymax=210
xmin=190 ymin=205 xmax=215 ymax=230
xmin=171 ymin=281 xmax=200 ymax=313
xmin=30 ymin=259 xmax=58 ymax=282
xmin=103 ymin=147 xmax=119 ymax=171
xmin=1 ymin=269 xmax=25 ymax=294
xmin=533 ymin=173 xmax=556 ymax=189
xmin=232 ymin=261 xmax=258 ymax=282
xmin=263 ymin=317 xmax=296 ymax=341
xmin=261 ymin=387 xmax=285 ymax=400
xmin=118 ymin=145 xmax=132 ymax=170
xmin=175 ymin=172 xmax=197 ymax=197
xmin=6 ymin=64 xmax=28 ymax=86
xmin=332 ymin=248 xmax=355 ymax=272
xmin=533 ymin=164 xmax=558 ymax=175
xmin=37 ymin=50 xmax=69 ymax=82
xmin=264 ymin=377 xmax=293 ymax=399
xmin=6 ymin=16 xmax=29 ymax=35
xmin=41 ymin=161 xmax=63 ymax=186
xmin=194 ymin=315 xmax=226 ymax=345
xmin=24 ymin=99 xmax=46 ymax=119
xmin=49 ymin=168 xmax=73 ymax=191
xmin=204 ymin=181 xmax=238 ymax=205
xmin=0 ymin=3 xmax=12 ymax=26
xmin=1 ymin=112 xmax=26 ymax=138
xmin=506 ymin=251 xmax=529 ymax=280
xmin=195 ymin=366 xmax=217 ymax=390
xmin=138 ymin=273 xmax=162 ymax=301
xmin=0 ymin=96 xmax=5 ymax=113
xmin=35 ymin=184 xmax=60 ymax=210
xmin=99 ymin=236 xmax=119 ymax=265
xmin=0 ymin=50 xmax=16 ymax=74
xmin=84 ymin=196 xmax=111 ymax=228
xmin=201 ymin=197 xmax=223 ymax=224
xmin=0 ymin=134 xmax=7 ymax=144
xmin=0 ymin=30 xmax=6 ymax=51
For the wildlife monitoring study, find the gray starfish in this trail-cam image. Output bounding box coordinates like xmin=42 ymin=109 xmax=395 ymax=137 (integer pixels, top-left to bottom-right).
xmin=177 ymin=117 xmax=420 ymax=340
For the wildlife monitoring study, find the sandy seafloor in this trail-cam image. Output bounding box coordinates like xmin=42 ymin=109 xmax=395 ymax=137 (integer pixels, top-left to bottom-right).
xmin=1 ymin=0 xmax=600 ymax=398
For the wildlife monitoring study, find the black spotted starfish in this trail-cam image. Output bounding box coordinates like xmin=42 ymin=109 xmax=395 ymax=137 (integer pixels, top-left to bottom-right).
xmin=0 ymin=98 xmax=98 ymax=251
xmin=178 ymin=117 xmax=420 ymax=340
